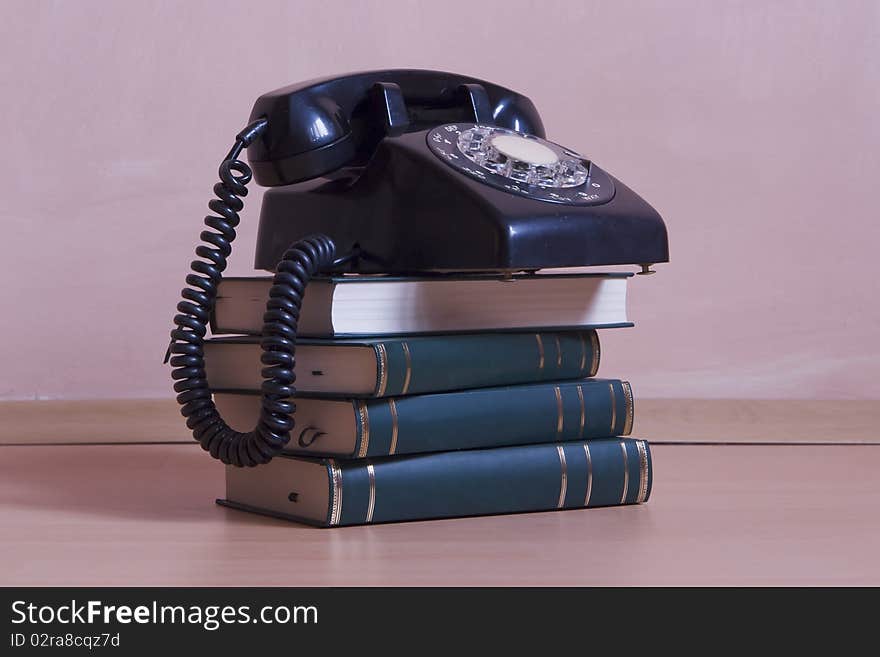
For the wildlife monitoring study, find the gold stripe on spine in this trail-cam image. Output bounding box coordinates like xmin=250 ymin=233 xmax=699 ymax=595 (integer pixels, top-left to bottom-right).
xmin=554 ymin=335 xmax=563 ymax=369
xmin=535 ymin=334 xmax=545 ymax=370
xmin=365 ymin=463 xmax=376 ymax=523
xmin=400 ymin=342 xmax=413 ymax=395
xmin=576 ymin=385 xmax=585 ymax=440
xmin=635 ymin=440 xmax=649 ymax=504
xmin=554 ymin=386 xmax=564 ymax=437
xmin=388 ymin=399 xmax=399 ymax=455
xmin=589 ymin=331 xmax=600 ymax=377
xmin=619 ymin=441 xmax=629 ymax=504
xmin=556 ymin=445 xmax=568 ymax=509
xmin=583 ymin=443 xmax=593 ymax=506
xmin=375 ymin=343 xmax=389 ymax=397
xmin=578 ymin=332 xmax=587 ymax=373
xmin=621 ymin=381 xmax=634 ymax=436
xmin=356 ymin=402 xmax=370 ymax=458
xmin=328 ymin=460 xmax=343 ymax=526
xmin=609 ymin=383 xmax=617 ymax=434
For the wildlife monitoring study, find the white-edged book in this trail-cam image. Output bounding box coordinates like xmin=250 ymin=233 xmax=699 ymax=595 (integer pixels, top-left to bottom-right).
xmin=211 ymin=272 xmax=632 ymax=337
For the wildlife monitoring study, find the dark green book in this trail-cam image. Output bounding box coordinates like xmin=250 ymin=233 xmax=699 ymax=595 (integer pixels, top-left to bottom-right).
xmin=219 ymin=437 xmax=652 ymax=526
xmin=204 ymin=329 xmax=600 ymax=398
xmin=214 ymin=378 xmax=633 ymax=458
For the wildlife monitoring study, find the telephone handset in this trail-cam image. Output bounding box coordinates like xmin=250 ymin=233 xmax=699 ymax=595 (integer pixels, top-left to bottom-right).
xmin=168 ymin=70 xmax=668 ymax=466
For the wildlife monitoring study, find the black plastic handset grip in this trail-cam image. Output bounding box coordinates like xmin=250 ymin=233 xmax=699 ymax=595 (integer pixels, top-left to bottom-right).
xmin=245 ymin=69 xmax=545 ymax=186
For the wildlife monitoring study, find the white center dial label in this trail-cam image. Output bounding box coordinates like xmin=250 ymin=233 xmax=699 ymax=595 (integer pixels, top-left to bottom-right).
xmin=489 ymin=135 xmax=559 ymax=166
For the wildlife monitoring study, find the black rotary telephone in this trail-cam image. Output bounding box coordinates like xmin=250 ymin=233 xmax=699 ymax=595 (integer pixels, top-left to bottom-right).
xmin=168 ymin=69 xmax=668 ymax=467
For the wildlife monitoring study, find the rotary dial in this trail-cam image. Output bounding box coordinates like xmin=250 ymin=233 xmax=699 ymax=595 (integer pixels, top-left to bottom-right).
xmin=426 ymin=123 xmax=614 ymax=206
xmin=457 ymin=125 xmax=590 ymax=188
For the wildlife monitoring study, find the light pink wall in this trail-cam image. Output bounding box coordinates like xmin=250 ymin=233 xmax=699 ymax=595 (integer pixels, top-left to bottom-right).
xmin=2 ymin=1 xmax=878 ymax=400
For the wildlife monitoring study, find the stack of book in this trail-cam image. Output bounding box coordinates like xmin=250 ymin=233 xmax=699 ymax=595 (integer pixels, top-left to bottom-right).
xmin=208 ymin=272 xmax=652 ymax=526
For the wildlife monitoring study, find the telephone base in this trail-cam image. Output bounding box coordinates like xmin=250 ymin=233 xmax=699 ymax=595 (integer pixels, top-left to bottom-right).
xmin=253 ymin=131 xmax=668 ymax=274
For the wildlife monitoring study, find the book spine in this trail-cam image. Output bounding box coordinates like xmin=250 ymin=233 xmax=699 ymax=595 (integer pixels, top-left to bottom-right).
xmin=351 ymin=378 xmax=633 ymax=458
xmin=371 ymin=330 xmax=600 ymax=397
xmin=329 ymin=438 xmax=652 ymax=526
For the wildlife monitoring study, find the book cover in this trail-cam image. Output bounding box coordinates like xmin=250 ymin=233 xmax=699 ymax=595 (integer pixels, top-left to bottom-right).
xmin=213 ymin=378 xmax=634 ymax=458
xmin=220 ymin=437 xmax=652 ymax=526
xmin=205 ymin=329 xmax=601 ymax=397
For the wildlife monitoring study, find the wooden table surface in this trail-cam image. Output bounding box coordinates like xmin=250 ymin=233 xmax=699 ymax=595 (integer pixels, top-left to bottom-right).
xmin=2 ymin=406 xmax=879 ymax=584
xmin=2 ymin=398 xmax=878 ymax=445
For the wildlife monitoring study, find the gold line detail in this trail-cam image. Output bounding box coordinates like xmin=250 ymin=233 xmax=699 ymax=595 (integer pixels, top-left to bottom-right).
xmin=589 ymin=331 xmax=600 ymax=377
xmin=554 ymin=335 xmax=563 ymax=369
xmin=621 ymin=381 xmax=634 ymax=436
xmin=535 ymin=334 xmax=545 ymax=370
xmin=635 ymin=440 xmax=649 ymax=504
xmin=365 ymin=463 xmax=376 ymax=523
xmin=583 ymin=443 xmax=593 ymax=507
xmin=576 ymin=385 xmax=585 ymax=440
xmin=554 ymin=386 xmax=564 ymax=437
xmin=388 ymin=399 xmax=399 ymax=455
xmin=578 ymin=332 xmax=587 ymax=372
xmin=328 ymin=460 xmax=343 ymax=526
xmin=556 ymin=445 xmax=568 ymax=509
xmin=609 ymin=382 xmax=617 ymax=435
xmin=400 ymin=342 xmax=412 ymax=395
xmin=619 ymin=441 xmax=629 ymax=504
xmin=375 ymin=343 xmax=389 ymax=397
xmin=356 ymin=402 xmax=370 ymax=458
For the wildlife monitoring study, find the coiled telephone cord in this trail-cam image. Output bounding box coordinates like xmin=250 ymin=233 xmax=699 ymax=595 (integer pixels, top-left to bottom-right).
xmin=166 ymin=119 xmax=338 ymax=467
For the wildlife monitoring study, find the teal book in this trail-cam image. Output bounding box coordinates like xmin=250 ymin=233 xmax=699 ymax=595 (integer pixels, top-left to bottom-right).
xmin=204 ymin=329 xmax=600 ymax=398
xmin=219 ymin=437 xmax=652 ymax=526
xmin=213 ymin=378 xmax=633 ymax=458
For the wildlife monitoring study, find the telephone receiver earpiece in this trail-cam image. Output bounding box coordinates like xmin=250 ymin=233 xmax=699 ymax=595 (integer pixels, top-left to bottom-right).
xmin=245 ymin=70 xmax=544 ymax=185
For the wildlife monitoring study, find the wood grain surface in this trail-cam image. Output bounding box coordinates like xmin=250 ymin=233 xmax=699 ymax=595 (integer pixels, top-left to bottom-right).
xmin=1 ymin=398 xmax=876 ymax=445
xmin=1 ymin=441 xmax=878 ymax=585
